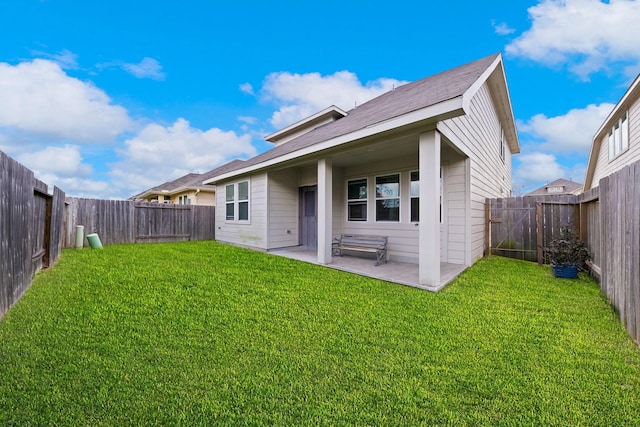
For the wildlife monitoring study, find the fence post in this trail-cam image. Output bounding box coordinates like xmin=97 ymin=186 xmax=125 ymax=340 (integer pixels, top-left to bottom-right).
xmin=484 ymin=201 xmax=490 ymax=257
xmin=536 ymin=202 xmax=543 ymax=265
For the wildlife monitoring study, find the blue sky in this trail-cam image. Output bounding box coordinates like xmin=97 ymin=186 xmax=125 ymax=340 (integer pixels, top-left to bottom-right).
xmin=1 ymin=0 xmax=639 ymax=198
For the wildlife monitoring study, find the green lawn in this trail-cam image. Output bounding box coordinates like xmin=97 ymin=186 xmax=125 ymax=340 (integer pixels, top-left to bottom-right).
xmin=1 ymin=241 xmax=639 ymax=425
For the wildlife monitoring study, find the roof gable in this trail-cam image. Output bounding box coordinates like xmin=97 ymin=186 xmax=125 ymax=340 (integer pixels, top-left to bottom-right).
xmin=584 ymin=73 xmax=640 ymax=189
xmin=205 ymin=53 xmax=517 ymax=184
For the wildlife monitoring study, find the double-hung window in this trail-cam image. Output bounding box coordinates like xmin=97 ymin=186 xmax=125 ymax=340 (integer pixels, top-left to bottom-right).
xmin=347 ymin=178 xmax=367 ymax=221
xmin=609 ymin=112 xmax=629 ymax=161
xmin=375 ymin=174 xmax=400 ymax=222
xmin=410 ymin=171 xmax=419 ymax=222
xmin=225 ymin=180 xmax=250 ymax=221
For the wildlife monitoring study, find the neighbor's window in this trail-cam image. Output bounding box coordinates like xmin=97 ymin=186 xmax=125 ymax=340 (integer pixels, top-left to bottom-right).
xmin=178 ymin=195 xmax=190 ymax=205
xmin=376 ymin=174 xmax=400 ymax=222
xmin=225 ymin=184 xmax=234 ymax=220
xmin=609 ymin=111 xmax=629 ymax=161
xmin=347 ymin=178 xmax=368 ymax=221
xmin=410 ymin=171 xmax=419 ymax=222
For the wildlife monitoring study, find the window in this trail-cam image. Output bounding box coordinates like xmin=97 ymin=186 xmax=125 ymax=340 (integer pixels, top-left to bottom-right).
xmin=226 ymin=181 xmax=250 ymax=221
xmin=547 ymin=186 xmax=564 ymax=194
xmin=609 ymin=112 xmax=629 ymax=161
xmin=376 ymin=174 xmax=400 ymax=222
xmin=225 ymin=185 xmax=234 ymax=220
xmin=347 ymin=178 xmax=367 ymax=221
xmin=238 ymin=181 xmax=249 ymax=221
xmin=178 ymin=195 xmax=190 ymax=205
xmin=410 ymin=171 xmax=419 ymax=222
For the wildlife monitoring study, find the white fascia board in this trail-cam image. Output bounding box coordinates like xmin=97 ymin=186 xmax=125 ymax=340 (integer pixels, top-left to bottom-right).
xmin=264 ymin=105 xmax=348 ymax=142
xmin=207 ymin=97 xmax=465 ymax=184
xmin=463 ymin=54 xmax=520 ymax=154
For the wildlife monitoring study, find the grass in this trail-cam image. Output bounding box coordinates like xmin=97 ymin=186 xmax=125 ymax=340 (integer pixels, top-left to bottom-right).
xmin=1 ymin=241 xmax=639 ymax=425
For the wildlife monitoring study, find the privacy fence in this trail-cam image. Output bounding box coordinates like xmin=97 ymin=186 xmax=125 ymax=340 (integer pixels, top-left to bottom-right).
xmin=1 ymin=150 xmax=216 ymax=319
xmin=1 ymin=151 xmax=65 ymax=318
xmin=487 ymin=159 xmax=640 ymax=344
xmin=64 ymin=198 xmax=216 ymax=247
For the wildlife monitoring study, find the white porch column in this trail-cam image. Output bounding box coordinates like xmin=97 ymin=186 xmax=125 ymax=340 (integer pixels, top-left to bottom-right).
xmin=419 ymin=130 xmax=441 ymax=288
xmin=317 ymin=157 xmax=333 ymax=264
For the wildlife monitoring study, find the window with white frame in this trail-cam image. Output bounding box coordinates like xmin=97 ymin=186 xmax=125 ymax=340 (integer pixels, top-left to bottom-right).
xmin=375 ymin=174 xmax=400 ymax=222
xmin=410 ymin=171 xmax=419 ymax=223
xmin=609 ymin=111 xmax=629 ymax=161
xmin=347 ymin=178 xmax=367 ymax=221
xmin=178 ymin=195 xmax=190 ymax=205
xmin=238 ymin=181 xmax=249 ymax=221
xmin=225 ymin=180 xmax=250 ymax=221
xmin=225 ymin=184 xmax=234 ymax=220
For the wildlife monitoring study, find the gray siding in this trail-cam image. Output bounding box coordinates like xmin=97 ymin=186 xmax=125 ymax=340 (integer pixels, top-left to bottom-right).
xmin=444 ymin=159 xmax=467 ymax=264
xmin=267 ymin=169 xmax=299 ymax=249
xmin=439 ymin=82 xmax=513 ymax=262
xmin=216 ymin=173 xmax=267 ymax=249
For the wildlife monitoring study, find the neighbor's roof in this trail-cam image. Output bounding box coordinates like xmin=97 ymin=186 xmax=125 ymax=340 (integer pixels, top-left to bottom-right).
xmin=584 ymin=73 xmax=640 ymax=189
xmin=205 ymin=53 xmax=517 ymax=184
xmin=525 ymin=178 xmax=583 ymax=196
xmin=130 ymin=159 xmax=246 ymax=200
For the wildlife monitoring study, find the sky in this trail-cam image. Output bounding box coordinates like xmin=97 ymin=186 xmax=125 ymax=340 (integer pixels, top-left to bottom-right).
xmin=1 ymin=0 xmax=640 ymax=199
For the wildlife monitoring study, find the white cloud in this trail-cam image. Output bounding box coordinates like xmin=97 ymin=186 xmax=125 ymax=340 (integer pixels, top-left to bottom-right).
xmin=17 ymin=145 xmax=92 ymax=178
xmin=0 ymin=59 xmax=132 ymax=142
xmin=31 ymin=49 xmax=79 ymax=69
xmin=239 ymin=82 xmax=254 ymax=95
xmin=122 ymin=57 xmax=165 ymax=80
xmin=261 ymin=70 xmax=407 ymax=129
xmin=491 ymin=20 xmax=516 ymax=35
xmin=506 ymin=0 xmax=640 ymax=78
xmin=518 ymin=103 xmax=614 ymax=153
xmin=112 ymin=118 xmax=256 ymax=195
xmin=514 ymin=152 xmax=565 ymax=184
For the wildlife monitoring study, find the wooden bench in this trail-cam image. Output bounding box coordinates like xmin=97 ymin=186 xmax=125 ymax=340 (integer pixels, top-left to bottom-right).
xmin=332 ymin=234 xmax=388 ymax=266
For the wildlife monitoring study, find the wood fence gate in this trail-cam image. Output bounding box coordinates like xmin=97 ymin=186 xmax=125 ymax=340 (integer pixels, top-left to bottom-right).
xmin=486 ymin=195 xmax=580 ymax=263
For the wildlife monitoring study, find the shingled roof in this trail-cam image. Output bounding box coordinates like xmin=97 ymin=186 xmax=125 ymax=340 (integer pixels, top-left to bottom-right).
xmin=130 ymin=159 xmax=246 ymax=200
xmin=204 ymin=53 xmax=502 ymax=184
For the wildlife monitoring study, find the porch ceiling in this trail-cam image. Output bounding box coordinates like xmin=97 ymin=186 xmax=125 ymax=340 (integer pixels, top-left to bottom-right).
xmin=329 ymin=133 xmax=464 ymax=168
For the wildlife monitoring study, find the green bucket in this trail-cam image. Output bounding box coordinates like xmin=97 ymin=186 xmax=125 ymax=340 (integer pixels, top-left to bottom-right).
xmin=86 ymin=233 xmax=103 ymax=249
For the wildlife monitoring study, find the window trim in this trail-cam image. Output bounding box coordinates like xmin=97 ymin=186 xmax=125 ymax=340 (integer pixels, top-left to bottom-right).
xmin=346 ymin=177 xmax=368 ymax=222
xmin=375 ymin=173 xmax=400 ymax=223
xmin=225 ymin=180 xmax=250 ymax=222
xmin=410 ymin=170 xmax=419 ymax=223
xmin=500 ymin=128 xmax=506 ymax=162
xmin=608 ymin=111 xmax=629 ymax=161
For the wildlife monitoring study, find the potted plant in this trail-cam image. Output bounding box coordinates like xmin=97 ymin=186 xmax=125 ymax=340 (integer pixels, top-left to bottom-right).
xmin=545 ymin=228 xmax=591 ymax=279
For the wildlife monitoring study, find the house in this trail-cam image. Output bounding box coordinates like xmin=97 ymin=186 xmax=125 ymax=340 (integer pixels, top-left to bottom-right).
xmin=131 ymin=159 xmax=245 ymax=205
xmin=204 ymin=53 xmax=519 ymax=291
xmin=525 ymin=178 xmax=583 ymax=196
xmin=584 ymin=73 xmax=640 ymax=191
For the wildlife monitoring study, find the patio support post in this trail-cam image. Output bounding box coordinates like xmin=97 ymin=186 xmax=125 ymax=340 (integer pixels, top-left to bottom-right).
xmin=419 ymin=130 xmax=441 ymax=288
xmin=317 ymin=157 xmax=333 ymax=264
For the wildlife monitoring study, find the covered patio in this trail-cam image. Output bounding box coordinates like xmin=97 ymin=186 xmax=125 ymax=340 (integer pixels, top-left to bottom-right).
xmin=269 ymin=246 xmax=467 ymax=291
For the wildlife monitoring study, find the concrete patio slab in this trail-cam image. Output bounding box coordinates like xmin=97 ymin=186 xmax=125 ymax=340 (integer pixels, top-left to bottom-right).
xmin=269 ymin=246 xmax=467 ymax=292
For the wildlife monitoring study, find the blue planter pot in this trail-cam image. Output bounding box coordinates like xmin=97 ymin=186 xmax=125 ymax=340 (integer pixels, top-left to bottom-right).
xmin=551 ymin=265 xmax=579 ymax=279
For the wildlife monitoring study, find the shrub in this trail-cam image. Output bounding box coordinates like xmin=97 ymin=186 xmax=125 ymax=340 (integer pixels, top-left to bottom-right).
xmin=545 ymin=227 xmax=591 ymax=267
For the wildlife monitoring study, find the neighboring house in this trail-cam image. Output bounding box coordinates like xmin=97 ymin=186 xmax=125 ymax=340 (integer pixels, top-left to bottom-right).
xmin=131 ymin=160 xmax=245 ymax=205
xmin=584 ymin=73 xmax=640 ymax=190
xmin=204 ymin=53 xmax=519 ymax=290
xmin=525 ymin=178 xmax=583 ymax=196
